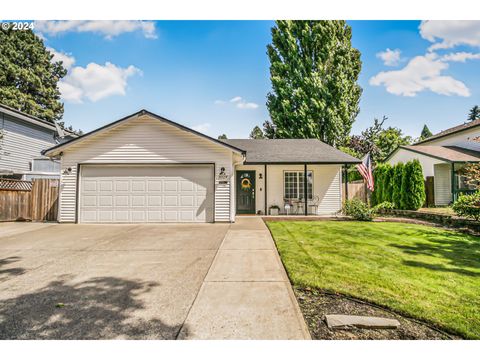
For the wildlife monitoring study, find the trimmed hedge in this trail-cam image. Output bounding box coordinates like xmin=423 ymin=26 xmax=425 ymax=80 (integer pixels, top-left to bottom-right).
xmin=372 ymin=160 xmax=425 ymax=211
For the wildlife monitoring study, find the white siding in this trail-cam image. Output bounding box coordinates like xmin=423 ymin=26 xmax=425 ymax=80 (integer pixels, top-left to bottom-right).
xmin=434 ymin=163 xmax=452 ymax=206
xmin=388 ymin=148 xmax=445 ymax=178
xmin=0 ymin=115 xmax=56 ymax=172
xmin=422 ymin=126 xmax=480 ymax=146
xmin=57 ymin=115 xmax=235 ymax=223
xmin=236 ymin=164 xmax=342 ymax=215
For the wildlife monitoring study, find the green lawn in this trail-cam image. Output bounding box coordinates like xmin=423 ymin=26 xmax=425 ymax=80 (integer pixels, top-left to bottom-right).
xmin=267 ymin=220 xmax=480 ymax=339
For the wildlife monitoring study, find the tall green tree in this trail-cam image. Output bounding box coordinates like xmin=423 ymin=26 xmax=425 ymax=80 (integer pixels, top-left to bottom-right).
xmin=265 ymin=20 xmax=362 ymax=145
xmin=0 ymin=28 xmax=66 ymax=122
xmin=468 ymin=105 xmax=480 ymax=121
xmin=343 ymin=116 xmax=412 ymax=163
xmin=249 ymin=126 xmax=265 ymax=139
xmin=218 ymin=134 xmax=228 ymax=140
xmin=401 ymin=160 xmax=425 ymax=210
xmin=420 ymin=124 xmax=433 ymax=140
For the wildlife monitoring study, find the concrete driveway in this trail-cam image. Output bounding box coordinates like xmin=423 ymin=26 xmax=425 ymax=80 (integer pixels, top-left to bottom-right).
xmin=0 ymin=222 xmax=227 ymax=339
xmin=0 ymin=219 xmax=309 ymax=340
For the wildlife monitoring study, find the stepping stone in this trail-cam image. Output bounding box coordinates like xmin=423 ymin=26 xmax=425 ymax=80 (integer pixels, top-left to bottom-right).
xmin=325 ymin=314 xmax=400 ymax=329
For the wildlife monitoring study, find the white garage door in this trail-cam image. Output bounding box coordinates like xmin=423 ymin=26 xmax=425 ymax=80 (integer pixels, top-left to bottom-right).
xmin=79 ymin=165 xmax=214 ymax=223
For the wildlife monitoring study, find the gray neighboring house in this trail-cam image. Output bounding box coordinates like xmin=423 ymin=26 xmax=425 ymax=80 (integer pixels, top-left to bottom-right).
xmin=0 ymin=103 xmax=77 ymax=180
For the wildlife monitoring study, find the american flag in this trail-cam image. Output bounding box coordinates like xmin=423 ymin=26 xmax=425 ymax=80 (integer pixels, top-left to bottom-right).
xmin=356 ymin=153 xmax=374 ymax=191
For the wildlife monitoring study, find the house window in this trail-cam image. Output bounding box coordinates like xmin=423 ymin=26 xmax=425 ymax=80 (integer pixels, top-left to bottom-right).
xmin=456 ymin=173 xmax=478 ymax=190
xmin=284 ymin=171 xmax=313 ymax=200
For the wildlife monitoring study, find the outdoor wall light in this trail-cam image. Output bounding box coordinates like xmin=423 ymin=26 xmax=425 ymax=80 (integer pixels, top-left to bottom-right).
xmin=63 ymin=167 xmax=72 ymax=175
xmin=259 ymin=173 xmax=263 ymax=179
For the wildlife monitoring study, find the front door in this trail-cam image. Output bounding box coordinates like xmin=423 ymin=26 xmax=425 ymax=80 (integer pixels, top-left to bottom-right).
xmin=236 ymin=170 xmax=255 ymax=214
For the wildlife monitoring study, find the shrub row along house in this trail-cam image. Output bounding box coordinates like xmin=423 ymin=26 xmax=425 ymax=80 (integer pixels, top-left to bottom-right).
xmin=387 ymin=119 xmax=480 ymax=206
xmin=41 ymin=109 xmax=360 ymax=223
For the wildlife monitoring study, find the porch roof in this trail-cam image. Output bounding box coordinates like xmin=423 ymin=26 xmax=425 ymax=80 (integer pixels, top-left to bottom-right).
xmin=221 ymin=139 xmax=360 ymax=164
xmin=401 ymin=145 xmax=480 ymax=163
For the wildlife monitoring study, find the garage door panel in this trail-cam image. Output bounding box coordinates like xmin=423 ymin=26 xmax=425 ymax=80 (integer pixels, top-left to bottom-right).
xmin=80 ymin=165 xmax=213 ymax=223
xmin=164 ymin=181 xmax=178 ymax=192
xmin=132 ymin=195 xmax=146 ymax=206
xmin=115 ymin=181 xmax=129 ymax=192
xmin=115 ymin=195 xmax=129 ymax=206
xmin=99 ymin=181 xmax=113 ymax=191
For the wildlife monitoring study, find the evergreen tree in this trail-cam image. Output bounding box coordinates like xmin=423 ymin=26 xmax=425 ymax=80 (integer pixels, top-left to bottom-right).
xmin=420 ymin=124 xmax=433 ymax=140
xmin=407 ymin=159 xmax=426 ymax=210
xmin=249 ymin=126 xmax=265 ymax=139
xmin=468 ymin=105 xmax=480 ymax=121
xmin=392 ymin=163 xmax=404 ymax=209
xmin=401 ymin=160 xmax=425 ymax=210
xmin=0 ymin=28 xmax=66 ymax=122
xmin=218 ymin=134 xmax=228 ymax=140
xmin=263 ymin=120 xmax=276 ymax=139
xmin=400 ymin=161 xmax=411 ymax=210
xmin=383 ymin=163 xmax=394 ymax=203
xmin=266 ymin=20 xmax=362 ymax=145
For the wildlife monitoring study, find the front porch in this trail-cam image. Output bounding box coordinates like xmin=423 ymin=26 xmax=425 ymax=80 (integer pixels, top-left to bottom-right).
xmin=233 ymin=163 xmax=349 ymax=217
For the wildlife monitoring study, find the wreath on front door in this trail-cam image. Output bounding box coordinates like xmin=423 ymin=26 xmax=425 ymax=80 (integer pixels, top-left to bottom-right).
xmin=241 ymin=178 xmax=252 ymax=191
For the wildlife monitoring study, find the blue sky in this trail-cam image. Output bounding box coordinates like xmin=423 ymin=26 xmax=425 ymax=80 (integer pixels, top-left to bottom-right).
xmin=35 ymin=20 xmax=480 ymax=139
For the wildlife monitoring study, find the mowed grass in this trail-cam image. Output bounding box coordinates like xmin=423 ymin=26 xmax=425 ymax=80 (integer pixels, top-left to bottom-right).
xmin=267 ymin=221 xmax=480 ymax=339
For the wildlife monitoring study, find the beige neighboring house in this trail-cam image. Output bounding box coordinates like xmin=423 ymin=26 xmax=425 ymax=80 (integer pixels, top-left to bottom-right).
xmin=42 ymin=109 xmax=359 ymax=224
xmin=386 ymin=119 xmax=480 ymax=206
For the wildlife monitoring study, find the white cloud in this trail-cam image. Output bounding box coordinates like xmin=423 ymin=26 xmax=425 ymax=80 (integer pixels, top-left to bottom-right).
xmin=215 ymin=96 xmax=259 ymax=110
xmin=35 ymin=20 xmax=157 ymax=39
xmin=47 ymin=47 xmax=75 ymax=70
xmin=59 ymin=62 xmax=141 ymax=103
xmin=441 ymin=52 xmax=480 ymax=62
xmin=420 ymin=20 xmax=480 ymax=50
xmin=369 ymin=53 xmax=470 ymax=97
xmin=191 ymin=123 xmax=211 ymax=133
xmin=236 ymin=102 xmax=259 ymax=109
xmin=376 ymin=48 xmax=402 ymax=66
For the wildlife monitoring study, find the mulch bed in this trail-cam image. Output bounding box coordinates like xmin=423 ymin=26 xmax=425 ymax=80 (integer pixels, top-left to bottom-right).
xmin=294 ymin=287 xmax=459 ymax=340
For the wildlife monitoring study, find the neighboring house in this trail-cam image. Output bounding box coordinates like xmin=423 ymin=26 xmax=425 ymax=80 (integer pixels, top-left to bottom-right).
xmin=0 ymin=103 xmax=77 ymax=180
xmin=386 ymin=119 xmax=480 ymax=206
xmin=42 ymin=109 xmax=359 ymax=223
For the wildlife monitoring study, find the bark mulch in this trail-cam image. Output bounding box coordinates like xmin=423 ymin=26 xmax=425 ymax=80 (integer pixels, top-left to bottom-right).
xmin=294 ymin=287 xmax=459 ymax=340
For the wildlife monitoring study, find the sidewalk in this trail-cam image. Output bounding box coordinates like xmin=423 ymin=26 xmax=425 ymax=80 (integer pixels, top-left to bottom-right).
xmin=178 ymin=217 xmax=310 ymax=340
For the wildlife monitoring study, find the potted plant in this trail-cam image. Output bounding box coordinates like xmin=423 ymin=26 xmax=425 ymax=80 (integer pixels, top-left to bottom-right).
xmin=269 ymin=204 xmax=280 ymax=216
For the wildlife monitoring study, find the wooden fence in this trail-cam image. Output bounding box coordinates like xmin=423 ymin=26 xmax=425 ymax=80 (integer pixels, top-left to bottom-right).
xmin=343 ymin=180 xmax=367 ymax=202
xmin=0 ymin=178 xmax=59 ymax=222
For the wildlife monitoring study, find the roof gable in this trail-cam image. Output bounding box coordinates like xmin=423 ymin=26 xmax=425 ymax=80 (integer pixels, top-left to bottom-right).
xmin=43 ymin=109 xmax=245 ymax=156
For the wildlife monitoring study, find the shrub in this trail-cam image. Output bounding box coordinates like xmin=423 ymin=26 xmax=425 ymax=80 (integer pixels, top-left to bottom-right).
xmin=392 ymin=162 xmax=404 ymax=209
xmin=372 ymin=201 xmax=394 ymax=214
xmin=403 ymin=159 xmax=425 ymax=210
xmin=452 ymin=192 xmax=480 ymax=221
xmin=343 ymin=199 xmax=373 ymax=221
xmin=382 ymin=164 xmax=394 ymax=203
xmin=400 ymin=161 xmax=411 ymax=210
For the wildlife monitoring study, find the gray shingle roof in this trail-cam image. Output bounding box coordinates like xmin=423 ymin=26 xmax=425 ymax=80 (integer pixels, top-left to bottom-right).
xmin=221 ymin=139 xmax=360 ymax=164
xmin=401 ymin=145 xmax=480 ymax=162
xmin=415 ymin=118 xmax=480 ymax=145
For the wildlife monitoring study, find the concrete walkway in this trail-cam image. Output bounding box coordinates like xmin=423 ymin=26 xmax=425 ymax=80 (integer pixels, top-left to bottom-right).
xmin=178 ymin=217 xmax=310 ymax=340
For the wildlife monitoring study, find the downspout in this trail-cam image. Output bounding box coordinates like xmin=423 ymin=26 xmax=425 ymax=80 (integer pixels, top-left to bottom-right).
xmin=451 ymin=162 xmax=455 ymax=203
xmin=304 ymin=163 xmax=308 ymax=216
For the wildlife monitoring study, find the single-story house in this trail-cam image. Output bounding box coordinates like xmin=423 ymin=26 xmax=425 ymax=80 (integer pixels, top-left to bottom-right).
xmin=42 ymin=109 xmax=360 ymax=223
xmin=0 ymin=103 xmax=77 ymax=180
xmin=386 ymin=118 xmax=480 ymax=205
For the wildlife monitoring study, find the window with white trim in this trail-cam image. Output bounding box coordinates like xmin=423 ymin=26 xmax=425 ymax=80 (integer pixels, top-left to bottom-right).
xmin=284 ymin=171 xmax=313 ymax=200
